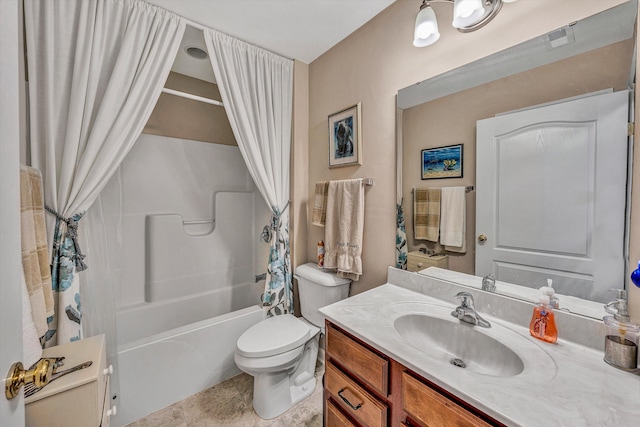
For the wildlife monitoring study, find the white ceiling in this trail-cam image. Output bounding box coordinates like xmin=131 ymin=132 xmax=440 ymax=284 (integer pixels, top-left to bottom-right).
xmin=146 ymin=0 xmax=396 ymax=65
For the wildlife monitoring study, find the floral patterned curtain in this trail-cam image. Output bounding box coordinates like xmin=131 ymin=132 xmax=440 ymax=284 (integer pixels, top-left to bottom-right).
xmin=262 ymin=208 xmax=292 ymax=316
xmin=396 ymin=201 xmax=408 ymax=269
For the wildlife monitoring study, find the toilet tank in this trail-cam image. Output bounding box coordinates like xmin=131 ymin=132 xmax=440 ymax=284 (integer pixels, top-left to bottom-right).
xmin=295 ymin=262 xmax=351 ymax=328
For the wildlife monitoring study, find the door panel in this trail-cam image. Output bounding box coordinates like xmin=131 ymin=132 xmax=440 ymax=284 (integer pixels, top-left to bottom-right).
xmin=1 ymin=0 xmax=26 ymax=425
xmin=476 ymin=90 xmax=629 ymax=303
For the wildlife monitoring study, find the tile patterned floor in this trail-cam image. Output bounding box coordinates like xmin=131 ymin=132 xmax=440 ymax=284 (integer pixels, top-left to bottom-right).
xmin=125 ymin=364 xmax=324 ymax=427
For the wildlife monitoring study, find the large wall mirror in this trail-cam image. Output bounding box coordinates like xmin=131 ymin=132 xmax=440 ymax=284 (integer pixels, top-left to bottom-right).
xmin=396 ymin=0 xmax=637 ymax=317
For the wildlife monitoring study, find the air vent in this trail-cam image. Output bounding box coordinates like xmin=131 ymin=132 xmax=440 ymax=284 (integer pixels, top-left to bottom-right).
xmin=185 ymin=46 xmax=208 ymax=60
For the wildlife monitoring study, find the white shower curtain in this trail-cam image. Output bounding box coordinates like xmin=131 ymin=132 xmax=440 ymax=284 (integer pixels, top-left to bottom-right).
xmin=24 ymin=0 xmax=185 ymax=347
xmin=204 ymin=29 xmax=294 ymax=316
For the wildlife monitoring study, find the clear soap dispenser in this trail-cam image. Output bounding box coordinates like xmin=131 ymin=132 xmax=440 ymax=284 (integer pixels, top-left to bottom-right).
xmin=603 ymin=289 xmax=639 ymax=371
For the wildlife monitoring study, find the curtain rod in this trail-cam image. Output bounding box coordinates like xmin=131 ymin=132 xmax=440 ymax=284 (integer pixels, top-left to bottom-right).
xmin=161 ymin=88 xmax=224 ymax=107
xmin=170 ymin=11 xmax=295 ymax=61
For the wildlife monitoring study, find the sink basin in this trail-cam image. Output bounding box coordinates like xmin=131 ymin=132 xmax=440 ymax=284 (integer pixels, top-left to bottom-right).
xmin=394 ymin=312 xmax=524 ymax=377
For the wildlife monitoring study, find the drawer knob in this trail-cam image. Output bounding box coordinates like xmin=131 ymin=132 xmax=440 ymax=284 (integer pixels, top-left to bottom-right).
xmin=338 ymin=387 xmax=362 ymax=410
xmin=103 ymin=365 xmax=114 ymax=376
xmin=417 ymin=262 xmax=423 ymax=267
xmin=107 ymin=405 xmax=118 ymax=417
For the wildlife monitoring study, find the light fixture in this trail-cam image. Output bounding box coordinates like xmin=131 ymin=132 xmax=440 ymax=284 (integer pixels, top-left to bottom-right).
xmin=413 ymin=0 xmax=516 ymax=47
xmin=414 ymin=2 xmax=440 ymax=47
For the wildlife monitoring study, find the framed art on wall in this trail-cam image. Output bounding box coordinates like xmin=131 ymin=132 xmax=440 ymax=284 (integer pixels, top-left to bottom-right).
xmin=328 ymin=103 xmax=362 ymax=167
xmin=421 ymin=144 xmax=463 ymax=179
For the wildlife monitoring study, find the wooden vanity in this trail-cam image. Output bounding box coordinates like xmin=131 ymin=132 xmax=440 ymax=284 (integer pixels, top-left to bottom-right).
xmin=324 ymin=322 xmax=501 ymax=427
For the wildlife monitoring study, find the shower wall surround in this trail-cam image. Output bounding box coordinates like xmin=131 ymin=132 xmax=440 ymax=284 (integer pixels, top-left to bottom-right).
xmin=108 ymin=133 xmax=270 ymax=310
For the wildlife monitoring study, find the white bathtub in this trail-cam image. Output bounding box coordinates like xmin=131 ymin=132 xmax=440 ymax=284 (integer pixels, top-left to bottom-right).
xmin=114 ymin=283 xmax=264 ymax=426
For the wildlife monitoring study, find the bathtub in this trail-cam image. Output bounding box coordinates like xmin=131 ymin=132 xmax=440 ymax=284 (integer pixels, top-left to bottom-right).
xmin=114 ymin=282 xmax=264 ymax=426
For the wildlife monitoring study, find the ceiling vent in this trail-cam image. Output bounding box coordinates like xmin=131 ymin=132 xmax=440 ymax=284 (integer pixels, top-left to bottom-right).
xmin=185 ymin=46 xmax=208 ymax=60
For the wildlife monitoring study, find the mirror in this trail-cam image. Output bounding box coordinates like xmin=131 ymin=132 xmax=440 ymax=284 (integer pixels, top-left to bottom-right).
xmin=396 ymin=1 xmax=637 ymax=318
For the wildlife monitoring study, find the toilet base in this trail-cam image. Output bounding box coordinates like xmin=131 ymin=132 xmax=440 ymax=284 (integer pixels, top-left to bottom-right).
xmin=252 ymin=371 xmax=317 ymax=419
xmin=249 ymin=333 xmax=319 ymax=419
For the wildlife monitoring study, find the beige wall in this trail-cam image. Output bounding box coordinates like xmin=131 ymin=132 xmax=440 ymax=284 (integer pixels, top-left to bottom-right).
xmin=305 ymin=0 xmax=630 ymax=299
xmin=292 ymin=60 xmax=310 ymax=316
xmin=143 ymin=72 xmax=235 ymax=145
xmin=401 ymin=40 xmax=633 ymax=275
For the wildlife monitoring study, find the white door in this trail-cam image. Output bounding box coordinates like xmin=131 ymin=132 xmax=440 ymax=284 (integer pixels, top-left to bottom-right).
xmin=1 ymin=0 xmax=26 ymax=425
xmin=476 ymin=90 xmax=629 ymax=303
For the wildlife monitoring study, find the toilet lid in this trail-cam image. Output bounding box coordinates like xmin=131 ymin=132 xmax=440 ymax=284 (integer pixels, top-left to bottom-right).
xmin=237 ymin=314 xmax=310 ymax=358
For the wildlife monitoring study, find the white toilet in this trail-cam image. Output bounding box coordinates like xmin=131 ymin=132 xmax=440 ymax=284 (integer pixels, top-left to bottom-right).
xmin=234 ymin=262 xmax=351 ymax=419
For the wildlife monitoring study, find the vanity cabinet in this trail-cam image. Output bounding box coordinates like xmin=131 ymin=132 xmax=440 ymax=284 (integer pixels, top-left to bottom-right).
xmin=325 ymin=324 xmax=390 ymax=427
xmin=406 ymin=252 xmax=448 ymax=272
xmin=25 ymin=334 xmax=115 ymax=427
xmin=324 ymin=322 xmax=501 ymax=427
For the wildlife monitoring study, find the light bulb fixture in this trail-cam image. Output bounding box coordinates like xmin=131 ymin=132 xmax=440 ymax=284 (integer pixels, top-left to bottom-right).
xmin=452 ymin=0 xmax=485 ymax=29
xmin=413 ymin=0 xmax=515 ymax=47
xmin=413 ymin=2 xmax=440 ymax=47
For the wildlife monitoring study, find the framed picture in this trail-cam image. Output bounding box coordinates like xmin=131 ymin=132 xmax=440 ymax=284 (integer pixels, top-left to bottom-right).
xmin=328 ymin=103 xmax=362 ymax=167
xmin=421 ymin=144 xmax=463 ymax=179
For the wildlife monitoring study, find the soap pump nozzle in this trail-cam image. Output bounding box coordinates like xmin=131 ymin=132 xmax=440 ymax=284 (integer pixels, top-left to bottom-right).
xmin=541 ymin=279 xmax=559 ymax=309
xmin=604 ymin=289 xmax=631 ymax=322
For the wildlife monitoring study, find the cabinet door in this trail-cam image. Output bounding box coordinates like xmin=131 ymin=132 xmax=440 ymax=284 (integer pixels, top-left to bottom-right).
xmin=402 ymin=372 xmax=492 ymax=427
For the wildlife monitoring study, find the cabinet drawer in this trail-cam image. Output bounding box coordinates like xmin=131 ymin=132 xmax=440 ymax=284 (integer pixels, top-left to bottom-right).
xmin=326 ymin=362 xmax=388 ymax=427
xmin=326 ymin=325 xmax=389 ymax=395
xmin=326 ymin=399 xmax=358 ymax=427
xmin=402 ymin=372 xmax=491 ymax=427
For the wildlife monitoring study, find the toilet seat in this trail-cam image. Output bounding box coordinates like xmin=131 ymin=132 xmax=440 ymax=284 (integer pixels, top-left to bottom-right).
xmin=237 ymin=314 xmax=310 ymax=358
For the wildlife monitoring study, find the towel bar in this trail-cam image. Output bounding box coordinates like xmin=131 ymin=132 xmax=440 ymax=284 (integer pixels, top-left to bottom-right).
xmin=411 ymin=186 xmax=474 ymax=193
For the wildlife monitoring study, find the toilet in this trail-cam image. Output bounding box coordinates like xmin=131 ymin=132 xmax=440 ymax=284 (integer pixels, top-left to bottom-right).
xmin=234 ymin=262 xmax=351 ymax=419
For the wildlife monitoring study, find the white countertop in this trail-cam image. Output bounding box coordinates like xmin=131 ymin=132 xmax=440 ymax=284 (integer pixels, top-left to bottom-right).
xmin=319 ymin=284 xmax=640 ymax=427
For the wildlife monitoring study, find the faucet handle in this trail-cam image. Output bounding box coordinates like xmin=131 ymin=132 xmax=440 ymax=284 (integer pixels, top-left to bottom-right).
xmin=454 ymin=291 xmax=474 ymax=307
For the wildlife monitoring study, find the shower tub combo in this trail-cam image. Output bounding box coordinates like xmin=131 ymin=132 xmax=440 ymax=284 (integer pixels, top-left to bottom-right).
xmin=109 ymin=135 xmax=269 ymax=426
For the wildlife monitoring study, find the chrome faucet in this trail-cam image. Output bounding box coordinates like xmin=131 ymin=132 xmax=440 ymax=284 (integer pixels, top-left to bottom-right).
xmin=451 ymin=292 xmax=491 ymax=328
xmin=481 ymin=274 xmax=496 ymax=292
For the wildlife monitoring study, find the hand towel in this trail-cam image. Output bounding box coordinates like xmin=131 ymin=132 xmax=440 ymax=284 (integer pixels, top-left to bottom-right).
xmin=440 ymin=186 xmax=466 ymax=253
xmin=22 ymin=269 xmax=43 ymax=368
xmin=413 ymin=188 xmax=440 ymax=242
xmin=324 ymin=179 xmax=364 ymax=281
xmin=20 ymin=165 xmax=54 ymax=338
xmin=311 ymin=181 xmax=329 ymax=226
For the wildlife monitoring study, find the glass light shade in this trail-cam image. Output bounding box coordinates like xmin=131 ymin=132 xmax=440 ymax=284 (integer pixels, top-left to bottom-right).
xmin=452 ymin=0 xmax=485 ymax=28
xmin=413 ymin=5 xmax=440 ymax=47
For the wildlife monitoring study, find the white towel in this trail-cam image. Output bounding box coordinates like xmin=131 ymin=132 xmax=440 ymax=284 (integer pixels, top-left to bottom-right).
xmin=440 ymin=186 xmax=466 ymax=253
xmin=22 ymin=269 xmax=43 ymax=368
xmin=324 ymin=179 xmax=364 ymax=281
